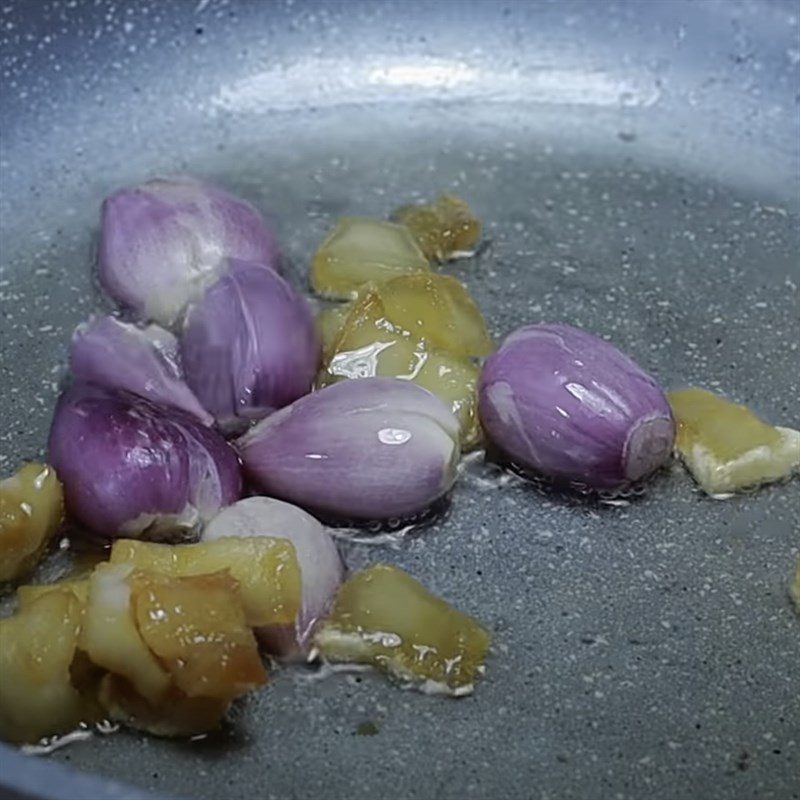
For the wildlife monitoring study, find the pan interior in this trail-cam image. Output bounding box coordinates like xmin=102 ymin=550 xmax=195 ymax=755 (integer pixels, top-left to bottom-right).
xmin=1 ymin=3 xmax=799 ymax=798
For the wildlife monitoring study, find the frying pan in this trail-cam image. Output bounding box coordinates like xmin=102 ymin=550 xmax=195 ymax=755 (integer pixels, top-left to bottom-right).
xmin=1 ymin=1 xmax=798 ymax=798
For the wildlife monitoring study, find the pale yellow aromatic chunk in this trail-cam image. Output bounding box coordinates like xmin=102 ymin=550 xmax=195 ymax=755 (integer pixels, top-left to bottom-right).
xmin=82 ymin=561 xmax=266 ymax=738
xmin=668 ymin=388 xmax=800 ymax=495
xmin=317 ymin=303 xmax=352 ymax=359
xmin=67 ymin=548 xmax=110 ymax=579
xmin=5 ymin=549 xmax=272 ymax=742
xmin=392 ymin=194 xmax=481 ymax=262
xmin=371 ymin=273 xmax=492 ymax=358
xmin=130 ymin=569 xmax=266 ymax=700
xmin=79 ymin=562 xmax=171 ymax=704
xmin=0 ymin=589 xmax=95 ymax=744
xmin=98 ymin=675 xmax=231 ymax=739
xmin=319 ymin=287 xmax=482 ymax=448
xmin=17 ymin=578 xmax=89 ymax=609
xmin=413 ymin=353 xmax=481 ymax=450
xmin=311 ymin=217 xmax=429 ymax=299
xmin=314 ymin=564 xmax=490 ymax=695
xmin=0 ymin=463 xmax=64 ymax=582
xmin=325 ymin=274 xmax=492 ymax=360
xmin=108 ymin=537 xmax=301 ymax=627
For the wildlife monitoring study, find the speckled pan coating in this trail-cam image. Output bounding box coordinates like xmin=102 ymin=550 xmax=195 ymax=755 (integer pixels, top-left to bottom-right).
xmin=1 ymin=1 xmax=798 ymax=800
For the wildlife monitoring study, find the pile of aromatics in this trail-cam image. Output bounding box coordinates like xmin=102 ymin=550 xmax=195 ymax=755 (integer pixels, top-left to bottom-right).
xmin=1 ymin=178 xmax=799 ymax=748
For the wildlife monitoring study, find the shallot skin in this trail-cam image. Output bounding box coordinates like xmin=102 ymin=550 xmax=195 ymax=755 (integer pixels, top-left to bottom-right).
xmin=69 ymin=316 xmax=213 ymax=426
xmin=48 ymin=384 xmax=241 ymax=539
xmin=98 ymin=177 xmax=280 ymax=328
xmin=180 ymin=259 xmax=319 ymax=433
xmin=237 ymin=378 xmax=460 ymax=521
xmin=478 ymin=324 xmax=675 ymax=489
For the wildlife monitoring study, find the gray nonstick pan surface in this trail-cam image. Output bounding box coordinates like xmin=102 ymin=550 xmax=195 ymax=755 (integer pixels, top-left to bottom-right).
xmin=1 ymin=1 xmax=798 ymax=799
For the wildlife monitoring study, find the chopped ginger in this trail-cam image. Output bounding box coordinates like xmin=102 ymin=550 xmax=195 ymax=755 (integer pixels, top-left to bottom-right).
xmin=311 ymin=218 xmax=429 ymax=299
xmin=325 ymin=274 xmax=492 ymax=360
xmin=18 ymin=578 xmax=89 ymax=609
xmin=314 ymin=564 xmax=490 ymax=695
xmin=319 ymin=286 xmax=482 ymax=448
xmin=0 ymin=589 xmax=97 ymax=744
xmin=98 ymin=675 xmax=231 ymax=739
xmin=313 ymin=237 xmax=491 ymax=447
xmin=79 ymin=563 xmax=171 ymax=703
xmin=0 ymin=463 xmax=64 ymax=582
xmin=317 ymin=303 xmax=352 ymax=359
xmin=668 ymin=388 xmax=800 ymax=495
xmin=109 ymin=536 xmax=301 ymax=627
xmin=130 ymin=569 xmax=266 ymax=700
xmin=3 ymin=544 xmax=273 ymax=743
xmin=364 ymin=273 xmax=492 ymax=359
xmin=81 ymin=561 xmax=266 ymax=738
xmin=392 ymin=194 xmax=481 ymax=262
